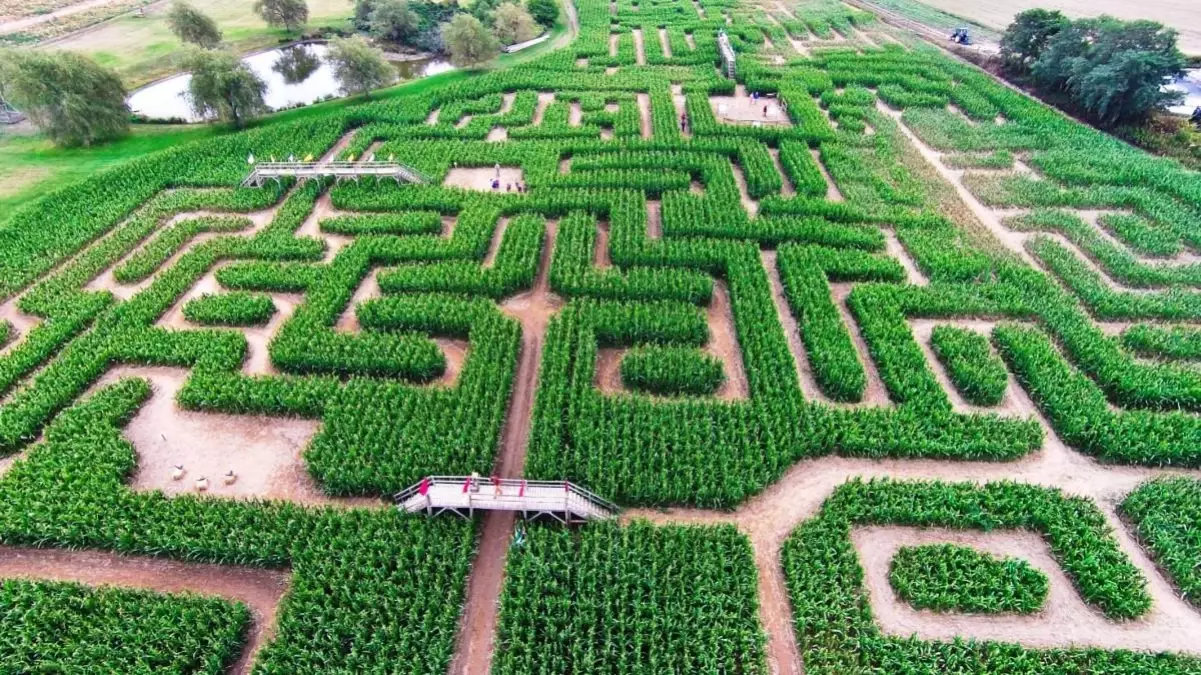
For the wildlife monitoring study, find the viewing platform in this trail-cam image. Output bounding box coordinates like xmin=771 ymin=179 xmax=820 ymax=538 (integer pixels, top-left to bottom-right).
xmin=241 ymin=160 xmax=430 ymax=188
xmin=396 ymin=476 xmax=619 ymax=523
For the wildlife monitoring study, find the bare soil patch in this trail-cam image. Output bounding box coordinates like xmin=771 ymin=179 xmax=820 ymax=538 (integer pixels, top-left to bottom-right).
xmin=94 ymin=367 xmax=358 ymax=507
xmin=636 ymin=93 xmax=652 ymax=139
xmin=768 ymin=148 xmax=796 ymax=197
xmin=730 ymin=161 xmax=760 ymax=217
xmin=811 ymin=148 xmax=844 ymax=202
xmin=646 ymin=199 xmax=662 ymax=239
xmin=711 ymin=85 xmax=792 ymax=126
xmin=443 ymin=167 xmax=526 ymax=192
xmin=882 ymin=229 xmax=927 ymax=285
xmin=532 ymin=92 xmax=555 ymax=125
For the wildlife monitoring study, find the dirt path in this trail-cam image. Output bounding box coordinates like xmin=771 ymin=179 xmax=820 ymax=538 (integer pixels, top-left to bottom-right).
xmin=633 ymin=28 xmax=647 ymax=65
xmin=810 ymin=148 xmax=843 ymax=202
xmin=879 ymin=104 xmax=1041 ymax=265
xmin=731 ymin=161 xmax=760 ymax=217
xmin=449 ymin=221 xmax=561 ymax=675
xmin=768 ymin=148 xmax=796 ymax=197
xmin=636 ymin=93 xmax=652 ymax=139
xmin=671 ymin=84 xmax=691 ymax=140
xmin=658 ymin=27 xmax=672 ymax=59
xmin=0 ymin=545 xmax=289 ymax=675
xmin=854 ymin=526 xmax=1201 ymax=654
xmin=0 ymin=0 xmax=137 ymax=34
xmin=532 ymin=93 xmax=555 ymax=126
xmin=594 ymin=280 xmax=748 ymax=401
xmin=647 ymin=200 xmax=662 ymax=239
xmin=882 ymin=229 xmax=927 ymax=285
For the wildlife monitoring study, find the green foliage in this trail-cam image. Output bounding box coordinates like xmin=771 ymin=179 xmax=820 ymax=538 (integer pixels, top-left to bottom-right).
xmin=370 ymin=0 xmax=421 ymax=42
xmin=183 ymin=291 xmax=277 ymax=326
xmin=327 ymin=36 xmax=394 ymax=98
xmin=527 ymin=0 xmax=558 ymax=28
xmin=184 ymin=48 xmax=269 ymax=128
xmin=1000 ymin=8 xmax=1070 ymax=73
xmin=0 ymin=578 xmax=249 ymax=674
xmin=253 ymin=0 xmax=309 ymax=32
xmin=493 ymin=521 xmax=767 ymax=675
xmin=1122 ymin=477 xmax=1201 ymax=608
xmin=493 ymin=2 xmax=541 ymax=46
xmin=782 ymin=479 xmax=1182 ymax=673
xmin=442 ymin=14 xmax=501 ymax=68
xmin=0 ymin=49 xmax=128 ymax=147
xmin=930 ymin=325 xmax=1007 ymax=406
xmin=889 ymin=543 xmax=1049 ymax=614
xmin=1006 ymin=12 xmax=1187 ymax=125
xmin=166 ymin=1 xmax=224 ymax=49
xmin=620 ymin=345 xmax=725 ymax=396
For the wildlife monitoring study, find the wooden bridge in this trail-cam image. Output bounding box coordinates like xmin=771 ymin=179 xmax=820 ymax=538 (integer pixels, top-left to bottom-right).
xmin=718 ymin=30 xmax=736 ymax=79
xmin=395 ymin=476 xmax=619 ymax=523
xmin=241 ymin=160 xmax=430 ymax=188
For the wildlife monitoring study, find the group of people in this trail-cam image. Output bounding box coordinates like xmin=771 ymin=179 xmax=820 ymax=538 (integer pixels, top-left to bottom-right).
xmin=750 ymin=90 xmax=787 ymax=118
xmin=491 ymin=179 xmax=528 ymax=192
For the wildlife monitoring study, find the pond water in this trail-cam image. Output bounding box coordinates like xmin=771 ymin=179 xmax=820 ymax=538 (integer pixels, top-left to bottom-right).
xmin=1164 ymin=69 xmax=1201 ymax=116
xmin=127 ymin=43 xmax=454 ymax=123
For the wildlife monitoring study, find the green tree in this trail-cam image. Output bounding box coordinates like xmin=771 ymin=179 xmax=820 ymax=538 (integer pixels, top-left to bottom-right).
xmin=1000 ymin=8 xmax=1069 ymax=74
xmin=326 ymin=36 xmax=394 ymax=98
xmin=0 ymin=49 xmax=128 ymax=147
xmin=165 ymin=1 xmax=223 ymax=49
xmin=353 ymin=0 xmax=377 ymax=31
xmin=272 ymin=44 xmax=321 ymax=84
xmin=1033 ymin=16 xmax=1184 ymax=125
xmin=253 ymin=0 xmax=309 ymax=32
xmin=526 ymin=0 xmax=558 ymax=29
xmin=492 ymin=2 xmax=539 ymax=46
xmin=370 ymin=0 xmax=420 ymax=43
xmin=440 ymin=14 xmax=500 ymax=68
xmin=184 ymin=48 xmax=269 ymax=128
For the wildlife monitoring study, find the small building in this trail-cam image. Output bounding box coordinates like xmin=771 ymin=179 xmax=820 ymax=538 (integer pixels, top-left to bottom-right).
xmin=718 ymin=30 xmax=736 ymax=79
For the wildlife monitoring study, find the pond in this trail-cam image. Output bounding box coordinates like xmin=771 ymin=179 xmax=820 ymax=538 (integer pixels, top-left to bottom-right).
xmin=127 ymin=43 xmax=454 ymax=123
xmin=1164 ymin=69 xmax=1201 ymax=116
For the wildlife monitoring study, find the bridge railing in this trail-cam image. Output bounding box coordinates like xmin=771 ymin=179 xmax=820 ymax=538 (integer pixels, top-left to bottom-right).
xmin=395 ymin=476 xmax=619 ymax=519
xmin=242 ymin=161 xmax=431 ymax=187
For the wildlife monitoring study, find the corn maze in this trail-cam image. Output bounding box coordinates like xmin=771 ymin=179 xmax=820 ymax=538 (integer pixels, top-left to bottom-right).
xmin=2 ymin=0 xmax=1201 ymax=671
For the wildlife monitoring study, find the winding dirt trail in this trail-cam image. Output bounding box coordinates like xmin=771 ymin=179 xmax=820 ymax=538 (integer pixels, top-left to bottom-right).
xmin=0 ymin=545 xmax=289 ymax=675
xmin=448 ymin=220 xmax=562 ymax=675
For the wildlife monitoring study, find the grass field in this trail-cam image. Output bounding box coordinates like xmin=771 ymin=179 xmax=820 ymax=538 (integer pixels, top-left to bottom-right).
xmin=49 ymin=0 xmax=356 ymax=87
xmin=1 ymin=0 xmax=1200 ymax=672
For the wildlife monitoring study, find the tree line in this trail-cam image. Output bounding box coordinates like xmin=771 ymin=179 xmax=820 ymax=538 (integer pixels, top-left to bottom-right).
xmin=1000 ymin=9 xmax=1186 ymax=126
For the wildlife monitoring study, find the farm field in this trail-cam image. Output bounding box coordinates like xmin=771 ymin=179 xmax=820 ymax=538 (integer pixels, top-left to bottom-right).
xmin=912 ymin=0 xmax=1201 ymax=54
xmin=2 ymin=0 xmax=1201 ymax=672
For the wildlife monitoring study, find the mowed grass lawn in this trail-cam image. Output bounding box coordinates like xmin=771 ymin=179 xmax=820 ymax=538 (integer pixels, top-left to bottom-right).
xmin=52 ymin=0 xmax=357 ymax=88
xmin=0 ymin=124 xmax=216 ymax=229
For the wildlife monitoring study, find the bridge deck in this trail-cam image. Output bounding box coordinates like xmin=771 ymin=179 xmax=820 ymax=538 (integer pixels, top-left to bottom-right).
xmin=397 ymin=477 xmax=618 ymax=523
xmin=242 ymin=161 xmax=428 ymax=187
